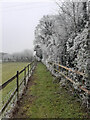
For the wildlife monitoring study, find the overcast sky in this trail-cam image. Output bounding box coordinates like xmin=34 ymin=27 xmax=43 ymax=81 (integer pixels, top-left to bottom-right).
xmin=1 ymin=0 xmax=58 ymax=54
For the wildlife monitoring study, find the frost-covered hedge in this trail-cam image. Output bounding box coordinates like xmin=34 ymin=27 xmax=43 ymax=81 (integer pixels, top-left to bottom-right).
xmin=34 ymin=1 xmax=90 ymax=108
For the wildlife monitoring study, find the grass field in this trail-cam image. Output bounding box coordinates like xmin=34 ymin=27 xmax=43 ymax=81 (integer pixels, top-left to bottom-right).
xmin=1 ymin=62 xmax=30 ymax=84
xmin=0 ymin=62 xmax=30 ymax=107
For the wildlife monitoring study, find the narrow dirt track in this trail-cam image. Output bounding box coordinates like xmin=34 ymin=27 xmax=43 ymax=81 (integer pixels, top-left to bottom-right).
xmin=12 ymin=62 xmax=87 ymax=118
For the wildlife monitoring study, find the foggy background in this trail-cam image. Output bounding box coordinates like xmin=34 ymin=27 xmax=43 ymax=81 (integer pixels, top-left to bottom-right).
xmin=1 ymin=0 xmax=57 ymax=54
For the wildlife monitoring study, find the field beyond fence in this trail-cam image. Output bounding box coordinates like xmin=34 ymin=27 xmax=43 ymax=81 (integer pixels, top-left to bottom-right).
xmin=0 ymin=61 xmax=36 ymax=117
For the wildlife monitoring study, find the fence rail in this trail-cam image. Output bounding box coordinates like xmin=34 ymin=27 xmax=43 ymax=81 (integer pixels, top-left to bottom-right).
xmin=48 ymin=62 xmax=90 ymax=95
xmin=0 ymin=61 xmax=36 ymax=116
xmin=0 ymin=75 xmax=17 ymax=91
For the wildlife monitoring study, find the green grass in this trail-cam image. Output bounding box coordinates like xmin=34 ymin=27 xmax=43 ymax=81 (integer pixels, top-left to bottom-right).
xmin=1 ymin=62 xmax=29 ymax=84
xmin=16 ymin=63 xmax=87 ymax=118
xmin=0 ymin=62 xmax=30 ymax=107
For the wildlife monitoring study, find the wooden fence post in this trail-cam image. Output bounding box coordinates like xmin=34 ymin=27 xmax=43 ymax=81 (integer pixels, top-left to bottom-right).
xmin=24 ymin=67 xmax=26 ymax=86
xmin=16 ymin=71 xmax=19 ymax=99
xmin=33 ymin=61 xmax=34 ymax=70
xmin=31 ymin=63 xmax=32 ymax=73
xmin=28 ymin=65 xmax=29 ymax=79
xmin=30 ymin=63 xmax=32 ymax=75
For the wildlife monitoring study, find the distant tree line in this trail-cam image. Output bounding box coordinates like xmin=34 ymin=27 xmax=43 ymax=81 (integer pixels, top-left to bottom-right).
xmin=0 ymin=49 xmax=34 ymax=62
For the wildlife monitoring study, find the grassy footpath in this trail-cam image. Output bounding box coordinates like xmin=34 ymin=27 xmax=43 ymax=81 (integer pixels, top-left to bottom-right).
xmin=14 ymin=62 xmax=87 ymax=118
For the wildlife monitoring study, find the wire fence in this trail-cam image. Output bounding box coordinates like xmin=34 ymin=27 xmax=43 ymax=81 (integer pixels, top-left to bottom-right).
xmin=48 ymin=61 xmax=90 ymax=108
xmin=0 ymin=61 xmax=36 ymax=117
